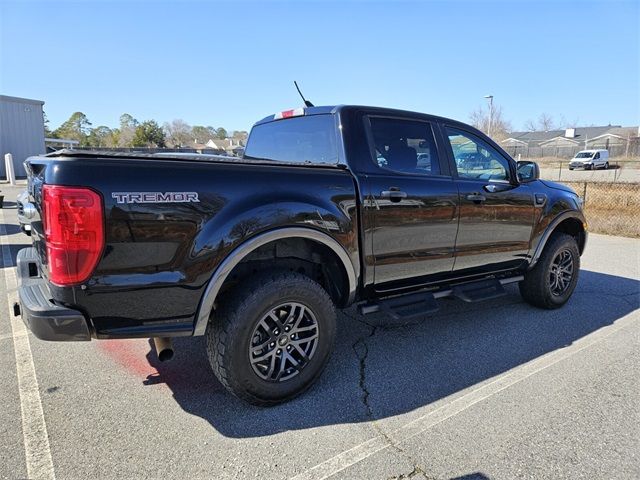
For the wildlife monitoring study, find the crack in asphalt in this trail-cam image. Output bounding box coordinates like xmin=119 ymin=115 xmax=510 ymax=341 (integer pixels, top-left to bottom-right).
xmin=339 ymin=283 xmax=638 ymax=479
xmin=344 ymin=310 xmax=432 ymax=479
xmin=387 ymin=465 xmax=432 ymax=480
xmin=352 ymin=322 xmax=377 ymax=420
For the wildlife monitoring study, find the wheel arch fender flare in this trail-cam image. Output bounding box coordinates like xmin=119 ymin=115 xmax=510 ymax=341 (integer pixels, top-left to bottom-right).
xmin=529 ymin=210 xmax=587 ymax=270
xmin=192 ymin=227 xmax=357 ymax=336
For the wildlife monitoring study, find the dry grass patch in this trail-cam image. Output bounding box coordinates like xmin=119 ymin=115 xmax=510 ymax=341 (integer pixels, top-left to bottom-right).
xmin=563 ymin=181 xmax=640 ymax=237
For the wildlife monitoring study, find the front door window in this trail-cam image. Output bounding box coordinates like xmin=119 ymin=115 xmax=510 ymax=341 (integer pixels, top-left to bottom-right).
xmin=446 ymin=128 xmax=510 ymax=182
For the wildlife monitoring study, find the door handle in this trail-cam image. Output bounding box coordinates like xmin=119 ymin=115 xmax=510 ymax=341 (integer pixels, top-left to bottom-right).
xmin=380 ymin=189 xmax=407 ymax=202
xmin=466 ymin=193 xmax=486 ymax=203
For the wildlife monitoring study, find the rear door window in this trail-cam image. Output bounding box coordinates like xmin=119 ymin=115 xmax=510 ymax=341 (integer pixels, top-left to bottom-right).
xmin=244 ymin=115 xmax=338 ymax=165
xmin=368 ymin=117 xmax=442 ymax=176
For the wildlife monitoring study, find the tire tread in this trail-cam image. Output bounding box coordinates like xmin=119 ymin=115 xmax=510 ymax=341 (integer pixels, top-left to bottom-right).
xmin=206 ymin=270 xmax=335 ymax=406
xmin=520 ymin=233 xmax=580 ymax=309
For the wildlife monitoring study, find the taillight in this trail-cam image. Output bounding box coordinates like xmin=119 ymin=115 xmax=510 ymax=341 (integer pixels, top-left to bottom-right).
xmin=42 ymin=185 xmax=104 ymax=286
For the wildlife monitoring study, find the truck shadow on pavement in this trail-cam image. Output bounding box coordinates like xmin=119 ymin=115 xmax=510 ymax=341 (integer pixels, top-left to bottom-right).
xmin=0 ymin=224 xmax=23 ymax=235
xmin=143 ymin=269 xmax=639 ymax=439
xmin=0 ymin=243 xmax=33 ymax=264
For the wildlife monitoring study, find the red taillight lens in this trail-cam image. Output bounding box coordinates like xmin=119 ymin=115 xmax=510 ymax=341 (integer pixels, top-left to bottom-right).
xmin=42 ymin=185 xmax=104 ymax=286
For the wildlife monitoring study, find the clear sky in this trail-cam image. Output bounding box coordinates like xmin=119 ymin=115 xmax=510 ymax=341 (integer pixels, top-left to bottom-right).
xmin=1 ymin=0 xmax=638 ymax=132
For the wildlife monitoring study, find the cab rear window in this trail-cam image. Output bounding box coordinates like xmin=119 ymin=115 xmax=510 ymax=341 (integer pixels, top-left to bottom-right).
xmin=244 ymin=115 xmax=338 ymax=165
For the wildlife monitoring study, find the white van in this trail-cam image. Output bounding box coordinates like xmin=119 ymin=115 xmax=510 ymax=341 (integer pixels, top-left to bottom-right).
xmin=569 ymin=149 xmax=609 ymax=170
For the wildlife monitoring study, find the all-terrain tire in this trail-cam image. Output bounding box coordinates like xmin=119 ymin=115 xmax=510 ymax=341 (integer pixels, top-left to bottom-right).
xmin=206 ymin=270 xmax=336 ymax=406
xmin=519 ymin=233 xmax=580 ymax=309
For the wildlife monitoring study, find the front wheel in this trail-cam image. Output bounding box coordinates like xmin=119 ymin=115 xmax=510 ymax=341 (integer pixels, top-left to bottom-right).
xmin=520 ymin=233 xmax=580 ymax=309
xmin=206 ymin=270 xmax=336 ymax=406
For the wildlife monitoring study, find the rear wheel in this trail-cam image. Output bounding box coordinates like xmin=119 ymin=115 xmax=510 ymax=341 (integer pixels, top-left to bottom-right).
xmin=206 ymin=270 xmax=336 ymax=406
xmin=604 ymin=161 xmax=609 ymax=169
xmin=519 ymin=233 xmax=580 ymax=309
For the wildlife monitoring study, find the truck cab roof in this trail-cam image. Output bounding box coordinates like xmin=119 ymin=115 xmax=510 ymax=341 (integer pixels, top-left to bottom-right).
xmin=255 ymin=106 xmax=340 ymax=126
xmin=254 ymin=105 xmax=464 ymax=128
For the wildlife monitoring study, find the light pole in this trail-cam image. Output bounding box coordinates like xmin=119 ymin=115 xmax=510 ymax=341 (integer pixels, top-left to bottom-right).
xmin=484 ymin=94 xmax=494 ymax=137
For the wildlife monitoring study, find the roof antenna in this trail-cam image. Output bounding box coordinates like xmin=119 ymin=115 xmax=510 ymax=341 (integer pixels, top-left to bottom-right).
xmin=294 ymin=81 xmax=314 ymax=107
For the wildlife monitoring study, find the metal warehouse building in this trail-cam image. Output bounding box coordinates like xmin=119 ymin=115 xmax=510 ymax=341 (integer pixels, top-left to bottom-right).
xmin=0 ymin=95 xmax=46 ymax=178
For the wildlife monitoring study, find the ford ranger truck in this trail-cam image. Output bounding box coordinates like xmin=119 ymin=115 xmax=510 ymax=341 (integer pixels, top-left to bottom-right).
xmin=16 ymin=105 xmax=587 ymax=405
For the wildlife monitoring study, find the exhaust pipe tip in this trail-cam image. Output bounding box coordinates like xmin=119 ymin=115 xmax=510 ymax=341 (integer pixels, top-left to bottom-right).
xmin=152 ymin=337 xmax=174 ymax=362
xmin=157 ymin=348 xmax=174 ymax=362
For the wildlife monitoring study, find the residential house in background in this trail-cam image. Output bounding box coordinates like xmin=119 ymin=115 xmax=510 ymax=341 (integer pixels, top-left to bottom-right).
xmin=188 ymin=137 xmax=246 ymax=156
xmin=206 ymin=137 xmax=245 ymax=154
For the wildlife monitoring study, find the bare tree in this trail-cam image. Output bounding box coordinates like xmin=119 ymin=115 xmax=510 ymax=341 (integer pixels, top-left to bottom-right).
xmin=537 ymin=113 xmax=556 ymax=132
xmin=231 ymin=130 xmax=249 ymax=144
xmin=523 ymin=119 xmax=537 ymax=131
xmin=163 ymin=119 xmax=192 ymax=148
xmin=557 ymin=115 xmax=581 ymax=129
xmin=469 ymin=104 xmax=512 ymax=141
xmin=523 ymin=113 xmax=563 ymax=132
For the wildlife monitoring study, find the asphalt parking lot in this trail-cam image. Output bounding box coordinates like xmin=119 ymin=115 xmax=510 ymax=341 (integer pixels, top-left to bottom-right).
xmin=0 ymin=182 xmax=638 ymax=480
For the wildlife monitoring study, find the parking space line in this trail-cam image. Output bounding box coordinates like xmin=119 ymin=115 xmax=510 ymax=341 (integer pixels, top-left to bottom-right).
xmin=291 ymin=311 xmax=638 ymax=480
xmin=0 ymin=210 xmax=55 ymax=480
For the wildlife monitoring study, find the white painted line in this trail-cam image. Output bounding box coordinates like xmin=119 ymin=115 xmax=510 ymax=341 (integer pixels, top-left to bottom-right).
xmin=1 ymin=209 xmax=55 ymax=480
xmin=292 ymin=311 xmax=638 ymax=480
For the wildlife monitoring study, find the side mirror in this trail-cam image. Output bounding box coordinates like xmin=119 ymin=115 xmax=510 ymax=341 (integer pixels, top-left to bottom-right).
xmin=517 ymin=160 xmax=540 ymax=183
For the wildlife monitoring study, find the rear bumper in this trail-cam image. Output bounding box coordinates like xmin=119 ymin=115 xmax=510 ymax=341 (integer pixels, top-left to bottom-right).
xmin=16 ymin=247 xmax=91 ymax=341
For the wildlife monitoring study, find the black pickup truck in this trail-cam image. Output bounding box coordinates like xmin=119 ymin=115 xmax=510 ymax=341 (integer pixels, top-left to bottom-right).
xmin=17 ymin=105 xmax=587 ymax=405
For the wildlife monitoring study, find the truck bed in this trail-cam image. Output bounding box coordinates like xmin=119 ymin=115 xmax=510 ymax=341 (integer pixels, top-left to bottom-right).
xmin=25 ymin=152 xmax=359 ymax=338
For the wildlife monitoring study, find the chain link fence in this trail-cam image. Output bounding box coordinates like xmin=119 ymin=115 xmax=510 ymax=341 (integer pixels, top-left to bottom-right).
xmin=504 ymin=139 xmax=640 ymax=160
xmin=562 ymin=181 xmax=640 ymax=237
xmin=536 ymin=159 xmax=640 ymax=183
xmin=504 ymin=140 xmax=640 ymax=183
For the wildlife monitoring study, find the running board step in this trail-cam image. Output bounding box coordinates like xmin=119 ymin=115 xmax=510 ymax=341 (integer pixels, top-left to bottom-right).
xmin=452 ymin=278 xmax=506 ymax=302
xmin=361 ymin=292 xmax=439 ymax=320
xmin=358 ymin=276 xmax=523 ymax=320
